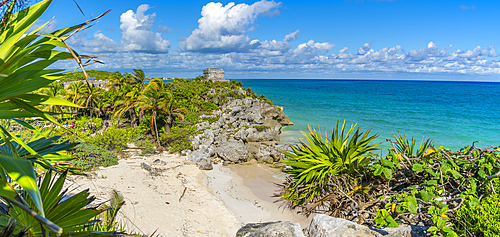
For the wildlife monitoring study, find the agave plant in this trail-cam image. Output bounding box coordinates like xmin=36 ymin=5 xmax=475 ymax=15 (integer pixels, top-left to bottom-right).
xmin=282 ymin=120 xmax=381 ymax=202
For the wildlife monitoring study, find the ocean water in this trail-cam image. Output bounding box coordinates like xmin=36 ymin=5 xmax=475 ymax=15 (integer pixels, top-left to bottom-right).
xmin=238 ymin=79 xmax=500 ymax=151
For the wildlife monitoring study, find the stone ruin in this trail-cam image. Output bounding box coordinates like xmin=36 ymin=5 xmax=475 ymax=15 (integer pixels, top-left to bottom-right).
xmin=203 ymin=68 xmax=228 ymax=82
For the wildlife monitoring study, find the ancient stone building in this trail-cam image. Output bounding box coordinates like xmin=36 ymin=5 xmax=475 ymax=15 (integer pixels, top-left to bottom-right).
xmin=203 ymin=68 xmax=228 ymax=82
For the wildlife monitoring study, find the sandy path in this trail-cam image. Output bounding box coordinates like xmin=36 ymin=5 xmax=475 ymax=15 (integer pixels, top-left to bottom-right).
xmin=67 ymin=153 xmax=242 ymax=237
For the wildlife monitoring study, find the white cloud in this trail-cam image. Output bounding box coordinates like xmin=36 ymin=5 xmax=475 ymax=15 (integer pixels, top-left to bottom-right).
xmin=67 ymin=31 xmax=119 ymax=53
xmin=61 ymin=3 xmax=500 ymax=79
xmin=284 ymin=30 xmax=299 ymax=42
xmin=120 ymin=4 xmax=171 ymax=53
xmin=178 ymin=0 xmax=281 ymax=53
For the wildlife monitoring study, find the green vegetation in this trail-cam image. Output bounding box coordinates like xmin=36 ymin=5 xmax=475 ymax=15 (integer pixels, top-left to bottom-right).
xmin=58 ymin=70 xmax=116 ymax=82
xmin=280 ymin=122 xmax=500 ymax=237
xmin=71 ymin=143 xmax=118 ymax=171
xmin=0 ymin=0 xmax=133 ymax=235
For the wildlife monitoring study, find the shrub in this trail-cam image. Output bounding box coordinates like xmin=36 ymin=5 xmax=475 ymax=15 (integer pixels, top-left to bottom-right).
xmin=161 ymin=126 xmax=194 ymax=153
xmin=70 ymin=143 xmax=118 ymax=171
xmin=133 ymin=136 xmax=156 ymax=155
xmin=87 ymin=128 xmax=130 ymax=151
xmin=454 ymin=180 xmax=500 ymax=237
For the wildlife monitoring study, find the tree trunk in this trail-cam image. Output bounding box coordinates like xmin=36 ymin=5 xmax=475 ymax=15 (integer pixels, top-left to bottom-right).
xmin=153 ymin=111 xmax=160 ymax=145
xmin=129 ymin=107 xmax=137 ymax=128
xmin=165 ymin=115 xmax=173 ymax=134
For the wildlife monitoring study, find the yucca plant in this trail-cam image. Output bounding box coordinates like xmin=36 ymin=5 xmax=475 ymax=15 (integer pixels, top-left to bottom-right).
xmin=283 ymin=120 xmax=380 ymax=186
xmin=392 ymin=131 xmax=434 ymax=159
xmin=281 ymin=120 xmax=380 ymax=212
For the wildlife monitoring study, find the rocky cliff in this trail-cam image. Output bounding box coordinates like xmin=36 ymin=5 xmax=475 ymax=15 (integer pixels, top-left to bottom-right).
xmin=188 ymin=96 xmax=293 ymax=170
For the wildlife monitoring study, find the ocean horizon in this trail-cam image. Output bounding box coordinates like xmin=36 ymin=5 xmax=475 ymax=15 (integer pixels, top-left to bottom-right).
xmin=237 ymin=79 xmax=500 ymax=151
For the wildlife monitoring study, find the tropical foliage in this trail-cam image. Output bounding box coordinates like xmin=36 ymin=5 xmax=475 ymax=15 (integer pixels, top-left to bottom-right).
xmin=279 ymin=123 xmax=500 ymax=237
xmin=0 ymin=0 xmax=126 ymax=235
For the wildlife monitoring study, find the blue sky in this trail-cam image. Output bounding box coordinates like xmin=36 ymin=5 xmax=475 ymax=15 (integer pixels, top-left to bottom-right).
xmin=40 ymin=0 xmax=500 ymax=80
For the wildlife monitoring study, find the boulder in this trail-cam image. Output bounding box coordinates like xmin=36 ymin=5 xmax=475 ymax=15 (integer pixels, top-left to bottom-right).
xmin=187 ymin=147 xmax=213 ymax=170
xmin=246 ymin=142 xmax=261 ymax=158
xmin=216 ymin=140 xmax=249 ymax=162
xmin=303 ymin=214 xmax=413 ymax=237
xmin=246 ymin=127 xmax=279 ymax=142
xmin=255 ymin=144 xmax=281 ymax=163
xmin=236 ymin=221 xmax=306 ymax=237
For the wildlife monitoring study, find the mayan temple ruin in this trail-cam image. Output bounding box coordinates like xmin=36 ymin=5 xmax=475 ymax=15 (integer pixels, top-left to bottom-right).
xmin=203 ymin=68 xmax=228 ymax=82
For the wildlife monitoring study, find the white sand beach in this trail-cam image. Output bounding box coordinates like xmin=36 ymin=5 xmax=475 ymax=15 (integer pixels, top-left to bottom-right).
xmin=67 ymin=152 xmax=311 ymax=237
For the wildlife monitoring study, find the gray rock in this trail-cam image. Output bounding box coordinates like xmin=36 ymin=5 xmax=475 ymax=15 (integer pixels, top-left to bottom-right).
xmin=304 ymin=214 xmax=416 ymax=237
xmin=246 ymin=142 xmax=261 ymax=158
xmin=236 ymin=221 xmax=305 ymax=237
xmin=304 ymin=214 xmax=384 ymax=237
xmin=216 ymin=140 xmax=249 ymax=162
xmin=187 ymin=147 xmax=213 ymax=170
xmin=235 ymin=127 xmax=249 ymax=141
xmin=246 ymin=127 xmax=279 ymax=142
xmin=255 ymin=144 xmax=281 ymax=163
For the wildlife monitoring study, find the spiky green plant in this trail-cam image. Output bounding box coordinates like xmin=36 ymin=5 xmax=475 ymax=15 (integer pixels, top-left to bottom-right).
xmin=282 ymin=120 xmax=380 ymax=204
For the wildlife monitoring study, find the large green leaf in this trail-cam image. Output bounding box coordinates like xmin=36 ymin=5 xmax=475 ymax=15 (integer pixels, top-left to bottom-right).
xmin=0 ymin=154 xmax=44 ymax=217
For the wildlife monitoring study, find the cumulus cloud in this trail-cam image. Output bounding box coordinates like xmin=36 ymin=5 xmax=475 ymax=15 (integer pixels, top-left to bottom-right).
xmin=120 ymin=4 xmax=171 ymax=53
xmin=178 ymin=0 xmax=281 ymax=53
xmin=62 ymin=3 xmax=500 ymax=79
xmin=67 ymin=31 xmax=120 ymax=53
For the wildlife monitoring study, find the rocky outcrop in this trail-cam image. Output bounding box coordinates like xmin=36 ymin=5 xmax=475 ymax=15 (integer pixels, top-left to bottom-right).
xmin=236 ymin=221 xmax=305 ymax=237
xmin=190 ymin=96 xmax=292 ymax=167
xmin=236 ymin=214 xmax=428 ymax=237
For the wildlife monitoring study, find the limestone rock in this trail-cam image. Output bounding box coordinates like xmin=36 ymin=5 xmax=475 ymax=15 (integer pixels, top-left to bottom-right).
xmin=187 ymin=146 xmax=213 ymax=170
xmin=236 ymin=221 xmax=306 ymax=237
xmin=303 ymin=214 xmax=414 ymax=237
xmin=255 ymin=144 xmax=281 ymax=163
xmin=304 ymin=214 xmax=383 ymax=237
xmin=216 ymin=140 xmax=249 ymax=162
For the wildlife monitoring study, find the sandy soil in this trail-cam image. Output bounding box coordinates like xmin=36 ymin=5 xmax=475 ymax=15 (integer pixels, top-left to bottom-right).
xmin=67 ymin=152 xmax=312 ymax=237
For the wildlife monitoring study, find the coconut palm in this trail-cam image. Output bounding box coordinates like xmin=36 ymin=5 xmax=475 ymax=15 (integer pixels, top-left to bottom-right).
xmin=164 ymin=91 xmax=187 ymax=133
xmin=38 ymin=81 xmax=67 ymax=118
xmin=136 ymin=79 xmax=169 ymax=145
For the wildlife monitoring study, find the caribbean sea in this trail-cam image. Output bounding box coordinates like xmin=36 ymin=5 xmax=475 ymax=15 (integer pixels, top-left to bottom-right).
xmin=238 ymin=79 xmax=500 ymax=151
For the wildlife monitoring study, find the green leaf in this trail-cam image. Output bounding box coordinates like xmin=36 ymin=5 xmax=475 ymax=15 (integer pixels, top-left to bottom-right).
xmin=383 ymin=168 xmax=393 ymax=179
xmin=0 ymin=154 xmax=44 ymax=217
xmin=426 ymin=180 xmax=438 ymax=186
xmin=374 ymin=165 xmax=383 ymax=176
xmin=478 ymin=169 xmax=486 ymax=179
xmin=412 ymin=163 xmax=423 ymax=172
xmin=427 ymin=226 xmax=439 ymax=232
xmin=408 ymin=196 xmax=417 ymax=213
xmin=0 ymin=179 xmax=18 ymax=199
xmin=420 ymin=190 xmax=431 ymax=202
xmin=381 ymin=159 xmax=395 ymax=168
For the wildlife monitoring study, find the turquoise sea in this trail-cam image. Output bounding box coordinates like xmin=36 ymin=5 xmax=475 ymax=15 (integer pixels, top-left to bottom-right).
xmin=238 ymin=79 xmax=500 ymax=151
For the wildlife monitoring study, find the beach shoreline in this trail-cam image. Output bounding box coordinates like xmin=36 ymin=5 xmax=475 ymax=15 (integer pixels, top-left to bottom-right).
xmin=67 ymin=152 xmax=309 ymax=236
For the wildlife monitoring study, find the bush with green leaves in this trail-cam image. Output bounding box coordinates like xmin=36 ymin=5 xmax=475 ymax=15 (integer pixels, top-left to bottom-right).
xmin=133 ymin=136 xmax=156 ymax=155
xmin=71 ymin=143 xmax=118 ymax=171
xmin=161 ymin=126 xmax=194 ymax=153
xmin=280 ymin=120 xmax=380 ymax=216
xmin=454 ymin=180 xmax=500 ymax=237
xmin=280 ymin=123 xmax=500 ymax=237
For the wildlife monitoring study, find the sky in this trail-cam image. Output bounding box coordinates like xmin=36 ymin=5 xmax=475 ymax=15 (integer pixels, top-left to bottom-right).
xmin=38 ymin=0 xmax=500 ymax=81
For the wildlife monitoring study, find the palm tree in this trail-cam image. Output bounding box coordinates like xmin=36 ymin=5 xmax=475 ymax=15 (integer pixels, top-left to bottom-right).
xmin=39 ymin=81 xmax=67 ymax=118
xmin=65 ymin=81 xmax=87 ymax=114
xmin=164 ymin=92 xmax=187 ymax=133
xmin=136 ymin=79 xmax=169 ymax=145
